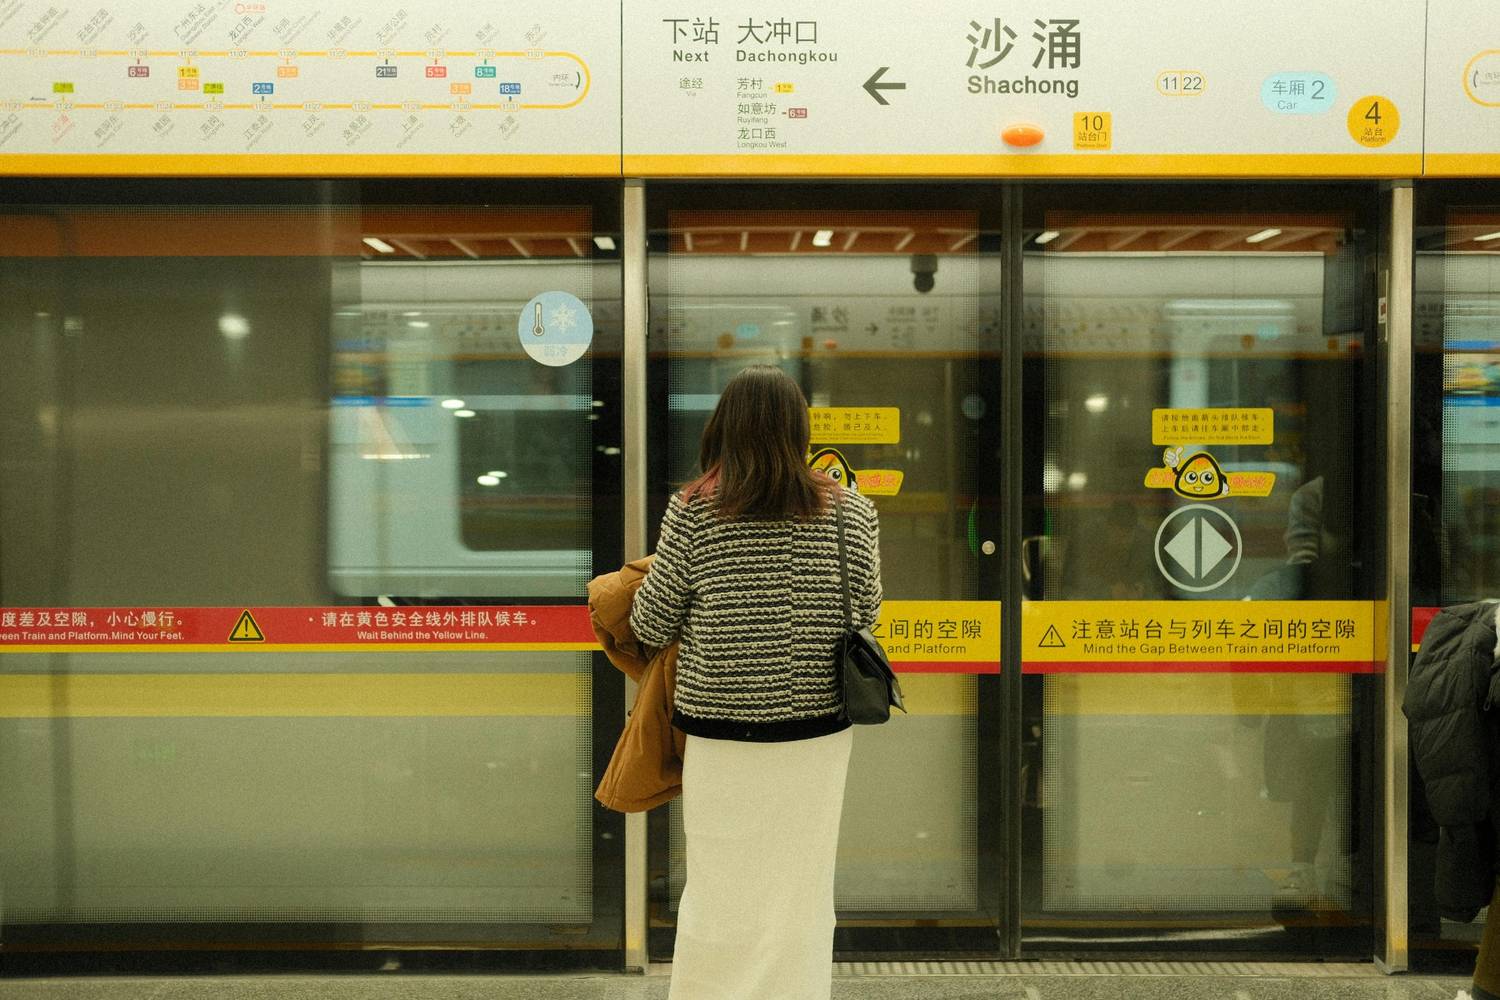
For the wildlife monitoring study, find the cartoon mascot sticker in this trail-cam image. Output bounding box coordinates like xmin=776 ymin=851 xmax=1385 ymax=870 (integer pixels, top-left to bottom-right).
xmin=809 ymin=447 xmax=859 ymax=491
xmin=1163 ymin=447 xmax=1229 ymax=499
xmin=1143 ymin=446 xmax=1275 ymax=500
xmin=808 ymin=447 xmax=905 ymax=496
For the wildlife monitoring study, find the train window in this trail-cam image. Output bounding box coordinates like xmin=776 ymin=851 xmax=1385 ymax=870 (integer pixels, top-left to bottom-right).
xmin=329 ymin=206 xmax=608 ymax=596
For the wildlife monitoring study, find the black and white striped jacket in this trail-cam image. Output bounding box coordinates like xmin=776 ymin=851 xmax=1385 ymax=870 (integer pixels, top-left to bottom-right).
xmin=629 ymin=488 xmax=882 ymax=742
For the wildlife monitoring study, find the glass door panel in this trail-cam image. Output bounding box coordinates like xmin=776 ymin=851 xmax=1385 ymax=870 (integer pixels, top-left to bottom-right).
xmin=0 ymin=180 xmax=626 ymax=965
xmin=1020 ymin=184 xmax=1383 ymax=956
xmin=644 ymin=185 xmax=1008 ymax=955
xmin=1409 ymin=179 xmax=1500 ymax=971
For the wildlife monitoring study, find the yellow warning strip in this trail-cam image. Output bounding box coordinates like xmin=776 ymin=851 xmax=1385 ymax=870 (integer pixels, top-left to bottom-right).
xmin=1425 ymin=154 xmax=1500 ymax=176
xmin=896 ymin=673 xmax=972 ymax=716
xmin=0 ymin=672 xmax=583 ymax=718
xmin=1043 ymin=673 xmax=1350 ymax=717
xmin=0 ymin=670 xmax=969 ymax=718
xmin=623 ymin=153 xmax=1423 ymax=179
xmin=0 ymin=642 xmax=597 ymax=654
xmin=0 ymin=154 xmax=620 ymax=177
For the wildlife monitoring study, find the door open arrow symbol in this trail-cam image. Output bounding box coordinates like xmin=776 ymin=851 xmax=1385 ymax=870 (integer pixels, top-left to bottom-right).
xmin=863 ymin=66 xmax=906 ymax=105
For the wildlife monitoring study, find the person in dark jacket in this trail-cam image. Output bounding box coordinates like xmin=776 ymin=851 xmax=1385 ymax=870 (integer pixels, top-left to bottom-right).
xmin=1404 ymin=600 xmax=1500 ymax=999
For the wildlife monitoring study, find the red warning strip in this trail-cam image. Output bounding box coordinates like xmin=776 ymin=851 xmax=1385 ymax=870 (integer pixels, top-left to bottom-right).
xmin=0 ymin=606 xmax=597 ymax=652
xmin=1023 ymin=660 xmax=1380 ymax=674
xmin=1411 ymin=606 xmax=1440 ymax=649
xmin=892 ymin=660 xmax=998 ymax=675
xmin=0 ymin=605 xmax=992 ymax=670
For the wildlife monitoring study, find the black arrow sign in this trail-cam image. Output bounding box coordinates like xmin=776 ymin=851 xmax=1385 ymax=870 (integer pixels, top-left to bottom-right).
xmin=863 ymin=66 xmax=906 ymax=106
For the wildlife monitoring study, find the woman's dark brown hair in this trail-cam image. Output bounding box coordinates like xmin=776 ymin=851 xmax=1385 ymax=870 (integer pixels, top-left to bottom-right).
xmin=681 ymin=365 xmax=837 ymax=519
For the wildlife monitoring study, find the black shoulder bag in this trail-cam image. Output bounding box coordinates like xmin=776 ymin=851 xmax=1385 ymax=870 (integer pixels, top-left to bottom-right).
xmin=835 ymin=499 xmax=905 ymax=724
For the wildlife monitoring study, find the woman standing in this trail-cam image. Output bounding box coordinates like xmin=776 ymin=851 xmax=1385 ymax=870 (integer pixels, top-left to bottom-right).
xmin=630 ymin=365 xmax=883 ymax=1000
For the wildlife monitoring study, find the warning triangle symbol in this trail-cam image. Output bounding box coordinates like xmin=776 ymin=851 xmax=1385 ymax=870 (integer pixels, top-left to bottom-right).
xmin=228 ymin=610 xmax=265 ymax=643
xmin=1039 ymin=624 xmax=1066 ymax=649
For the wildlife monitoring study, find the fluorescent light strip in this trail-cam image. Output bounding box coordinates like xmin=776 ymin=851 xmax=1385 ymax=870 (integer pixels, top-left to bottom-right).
xmin=1474 ymin=230 xmax=1500 ymax=242
xmin=362 ymin=237 xmax=396 ymax=254
xmin=1035 ymin=230 xmax=1060 ymax=245
xmin=1245 ymin=228 xmax=1282 ymax=244
xmin=593 ymin=235 xmax=616 ymax=251
xmin=811 ymin=229 xmax=834 ymax=247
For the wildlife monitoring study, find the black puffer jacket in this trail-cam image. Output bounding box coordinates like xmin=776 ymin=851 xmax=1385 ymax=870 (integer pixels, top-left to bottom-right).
xmin=1403 ymin=600 xmax=1500 ymax=921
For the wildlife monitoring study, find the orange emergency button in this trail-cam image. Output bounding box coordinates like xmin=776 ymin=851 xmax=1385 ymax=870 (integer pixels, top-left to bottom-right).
xmin=1002 ymin=123 xmax=1045 ymax=147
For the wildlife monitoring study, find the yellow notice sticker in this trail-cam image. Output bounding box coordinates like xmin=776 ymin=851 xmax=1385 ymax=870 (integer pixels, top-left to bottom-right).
xmin=809 ymin=407 xmax=899 ymax=444
xmin=1022 ymin=600 xmax=1378 ymax=672
xmin=1073 ymin=111 xmax=1111 ymax=149
xmin=1152 ymin=407 xmax=1273 ymax=445
xmin=1347 ymin=94 xmax=1400 ymax=148
xmin=871 ymin=600 xmax=1000 ymax=674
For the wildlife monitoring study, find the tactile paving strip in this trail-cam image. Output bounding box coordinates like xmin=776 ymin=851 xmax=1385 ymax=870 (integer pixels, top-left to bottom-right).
xmin=833 ymin=961 xmax=1384 ymax=977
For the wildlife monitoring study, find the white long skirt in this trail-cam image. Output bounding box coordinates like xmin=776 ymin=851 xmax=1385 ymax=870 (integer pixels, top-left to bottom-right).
xmin=668 ymin=726 xmax=854 ymax=1000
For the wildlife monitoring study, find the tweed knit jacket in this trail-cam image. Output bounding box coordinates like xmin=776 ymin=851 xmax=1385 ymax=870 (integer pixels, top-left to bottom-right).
xmin=629 ymin=488 xmax=882 ymax=742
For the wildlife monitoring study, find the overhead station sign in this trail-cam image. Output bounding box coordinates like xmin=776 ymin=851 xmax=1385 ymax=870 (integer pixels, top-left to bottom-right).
xmin=0 ymin=1 xmax=620 ymax=175
xmin=622 ymin=0 xmax=1425 ymax=176
xmin=1424 ymin=0 xmax=1500 ymax=175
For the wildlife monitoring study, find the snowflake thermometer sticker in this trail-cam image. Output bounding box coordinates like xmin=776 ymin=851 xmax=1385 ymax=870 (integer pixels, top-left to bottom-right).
xmin=518 ymin=291 xmax=593 ymax=367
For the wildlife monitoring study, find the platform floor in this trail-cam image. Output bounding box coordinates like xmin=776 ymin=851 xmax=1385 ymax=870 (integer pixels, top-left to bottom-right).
xmin=0 ymin=964 xmax=1478 ymax=1000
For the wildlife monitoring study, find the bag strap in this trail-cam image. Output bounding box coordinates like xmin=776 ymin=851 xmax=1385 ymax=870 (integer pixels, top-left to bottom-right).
xmin=834 ymin=496 xmax=853 ymax=631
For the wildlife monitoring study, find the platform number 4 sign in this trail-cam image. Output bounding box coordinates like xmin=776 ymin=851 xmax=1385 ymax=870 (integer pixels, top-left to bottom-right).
xmin=1348 ymin=94 xmax=1400 ymax=147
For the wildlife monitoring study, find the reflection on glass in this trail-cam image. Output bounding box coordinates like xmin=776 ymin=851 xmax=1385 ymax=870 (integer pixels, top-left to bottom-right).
xmin=328 ymin=207 xmax=598 ymax=598
xmin=0 ymin=200 xmax=610 ymax=940
xmin=1427 ymin=211 xmax=1500 ymax=605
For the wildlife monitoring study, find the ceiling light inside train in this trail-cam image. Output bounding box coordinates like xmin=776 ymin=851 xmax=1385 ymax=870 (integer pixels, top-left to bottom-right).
xmin=218 ymin=313 xmax=250 ymax=339
xmin=1475 ymin=230 xmax=1500 ymax=242
xmin=593 ymin=236 xmax=616 ymax=251
xmin=911 ymin=253 xmax=937 ymax=293
xmin=1245 ymin=228 xmax=1282 ymax=244
xmin=811 ymin=229 xmax=833 ymax=247
xmin=1035 ymin=230 xmax=1060 ymax=245
xmin=407 ymin=320 xmax=430 ymax=329
xmin=454 ymin=409 xmax=476 ymax=418
xmin=441 ymin=399 xmax=466 ymax=409
xmin=1067 ymin=472 xmax=1088 ymax=490
xmin=486 ymin=470 xmax=509 ymax=479
xmin=362 ymin=237 xmax=396 ymax=253
xmin=477 ymin=475 xmax=501 ymax=487
xmin=1084 ymin=394 xmax=1109 ymax=413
